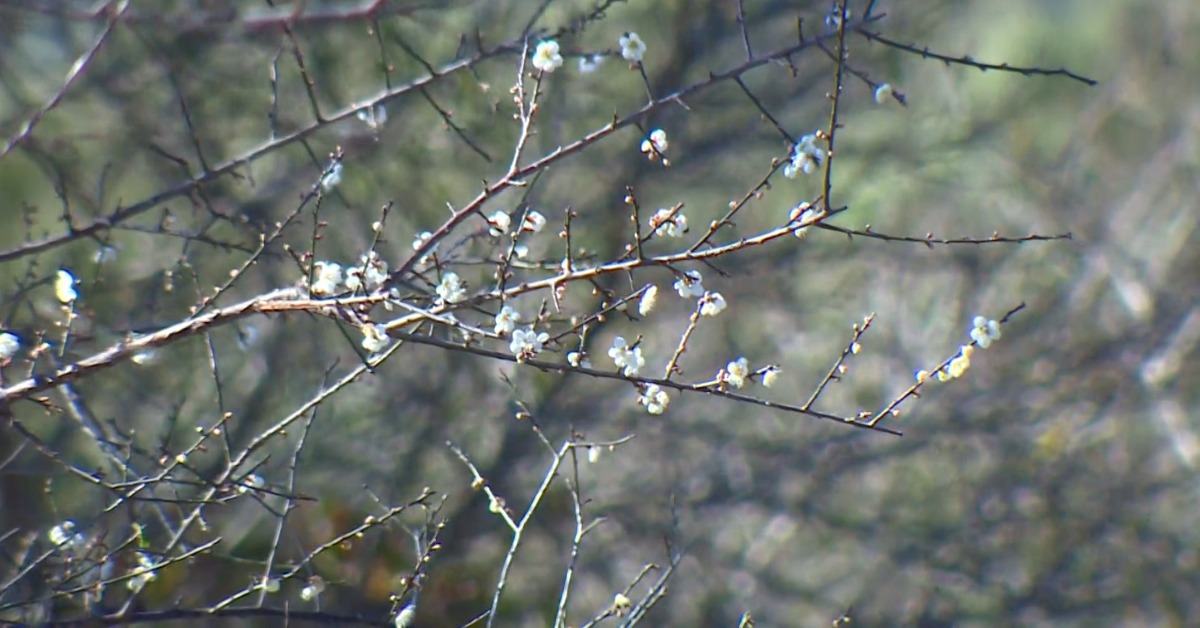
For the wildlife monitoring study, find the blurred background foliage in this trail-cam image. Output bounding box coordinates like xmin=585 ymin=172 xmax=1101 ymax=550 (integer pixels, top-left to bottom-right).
xmin=1 ymin=0 xmax=1198 ymax=625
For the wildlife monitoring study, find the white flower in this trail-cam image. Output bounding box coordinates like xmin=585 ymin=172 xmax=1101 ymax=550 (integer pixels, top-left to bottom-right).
xmin=48 ymin=520 xmax=85 ymax=550
xmin=510 ymin=327 xmax=549 ymax=360
xmin=673 ymin=270 xmax=704 ymax=298
xmin=0 ymin=332 xmax=20 ymax=362
xmin=488 ymin=211 xmax=511 ymax=236
xmin=578 ymin=54 xmax=604 ymax=73
xmin=651 ymin=208 xmax=688 ymax=238
xmin=619 ymin=32 xmax=647 ymax=63
xmin=94 ymin=244 xmax=119 ymax=263
xmin=608 ymin=336 xmax=645 ymax=377
xmin=127 ymin=552 xmax=159 ymax=592
xmin=131 ymin=349 xmax=157 ymax=366
xmin=344 ymin=269 xmax=363 ymax=292
xmin=521 ymin=210 xmax=547 ymax=234
xmin=947 ymin=352 xmax=971 ymax=379
xmin=567 ymin=351 xmax=592 ymax=369
xmin=587 ymin=446 xmax=603 ymax=463
xmin=874 ymin=82 xmax=894 ymax=104
xmin=638 ymin=285 xmax=659 ymax=316
xmin=320 ymin=162 xmax=343 ymax=190
xmin=394 ymin=603 xmax=418 ymax=628
xmin=789 ymin=201 xmax=820 ymax=238
xmin=494 ymin=305 xmax=521 ymax=335
xmin=309 ymin=261 xmax=343 ymax=296
xmin=237 ymin=473 xmax=265 ymax=494
xmin=513 ymin=243 xmax=529 ymax=259
xmin=261 ymin=577 xmax=281 ymax=593
xmin=344 ymin=251 xmax=389 ymax=292
xmin=54 ymin=269 xmax=78 ymax=303
xmin=356 ymin=104 xmax=388 ymax=129
xmin=640 ymin=129 xmax=668 ymax=156
xmin=613 ymin=592 xmax=634 ymax=616
xmin=237 ymin=324 xmax=262 ymax=350
xmin=436 ymin=272 xmax=467 ymax=304
xmin=411 ymin=230 xmax=439 ymax=264
xmin=762 ymin=366 xmax=780 ymax=387
xmin=783 ymin=133 xmax=824 ymax=178
xmin=825 ymin=4 xmax=851 ymax=28
xmin=300 ymin=576 xmax=325 ymax=602
xmin=353 ymin=264 xmax=384 ymax=291
xmin=361 ymin=323 xmax=391 ymax=353
xmin=970 ymin=316 xmax=1002 ymax=349
xmin=365 ymin=266 xmax=388 ymax=289
xmin=723 ymin=357 xmax=750 ymax=388
xmin=639 ymin=384 xmax=669 ymax=415
xmin=532 ymin=40 xmax=563 ymax=73
xmin=699 ymin=291 xmax=727 ymax=316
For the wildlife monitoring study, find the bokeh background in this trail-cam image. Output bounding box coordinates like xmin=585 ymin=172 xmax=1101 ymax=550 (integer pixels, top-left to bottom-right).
xmin=1 ymin=0 xmax=1197 ymax=625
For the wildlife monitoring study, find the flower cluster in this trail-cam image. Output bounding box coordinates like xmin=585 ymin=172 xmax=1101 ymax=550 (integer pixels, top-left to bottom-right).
xmin=510 ymin=327 xmax=549 ymax=361
xmin=916 ymin=314 xmax=1002 ymax=384
xmin=127 ymin=551 xmax=160 ymax=592
xmin=308 ymin=252 xmax=390 ymax=297
xmin=926 ymin=345 xmax=976 ymax=382
xmin=308 ymin=261 xmax=343 ymax=296
xmin=436 ymin=272 xmax=468 ymax=304
xmin=783 ymin=133 xmax=825 ymax=178
xmin=344 ymin=251 xmax=389 ymax=292
xmin=48 ymin=520 xmax=85 ymax=551
xmin=532 ymin=40 xmax=564 ymax=73
xmin=651 ymin=208 xmax=688 ymax=238
xmin=640 ymin=129 xmax=669 ymax=163
xmin=639 ymin=384 xmax=669 ymax=414
xmin=608 ymin=336 xmax=645 ymax=377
